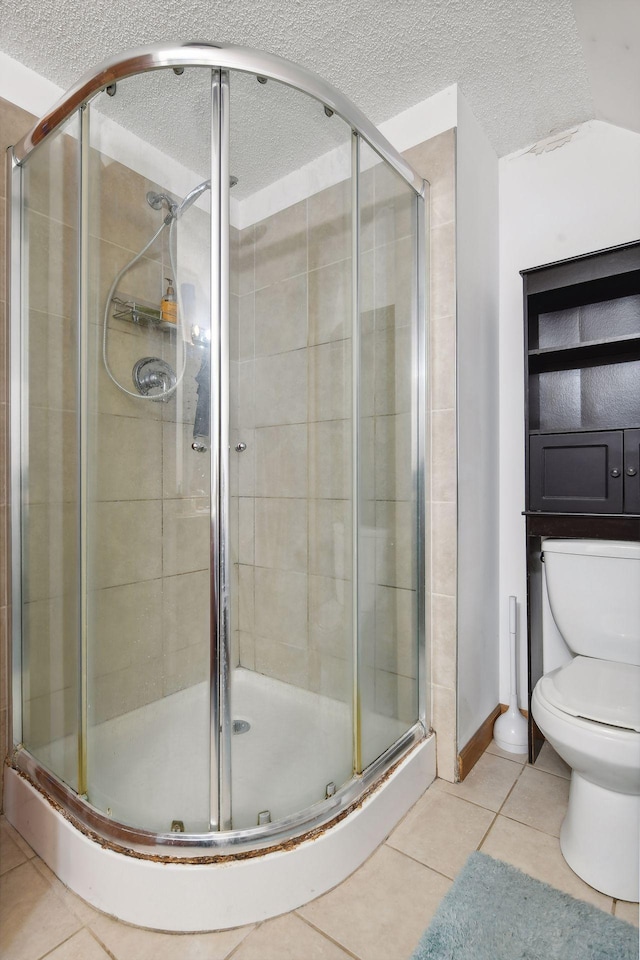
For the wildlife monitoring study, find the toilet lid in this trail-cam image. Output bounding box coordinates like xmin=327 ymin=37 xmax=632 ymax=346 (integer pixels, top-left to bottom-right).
xmin=539 ymin=657 xmax=640 ymax=733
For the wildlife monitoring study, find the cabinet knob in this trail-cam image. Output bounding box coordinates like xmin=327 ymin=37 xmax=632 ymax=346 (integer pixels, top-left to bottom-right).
xmin=626 ymin=466 xmax=638 ymax=477
xmin=610 ymin=468 xmax=621 ymax=478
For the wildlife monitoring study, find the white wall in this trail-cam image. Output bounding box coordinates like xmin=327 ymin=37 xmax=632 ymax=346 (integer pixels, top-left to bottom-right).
xmin=498 ymin=119 xmax=640 ymax=705
xmin=456 ymin=91 xmax=500 ymax=749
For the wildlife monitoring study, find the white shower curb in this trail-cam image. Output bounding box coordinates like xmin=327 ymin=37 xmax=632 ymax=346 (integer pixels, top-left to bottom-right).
xmin=4 ymin=734 xmax=435 ymax=931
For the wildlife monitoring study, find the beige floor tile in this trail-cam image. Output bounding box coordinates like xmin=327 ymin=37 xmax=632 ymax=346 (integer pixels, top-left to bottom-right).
xmin=533 ymin=741 xmax=571 ymax=779
xmin=615 ymin=900 xmax=639 ymax=927
xmin=501 ymin=766 xmax=569 ymax=837
xmin=387 ymin=788 xmax=494 ymax=879
xmin=32 ymin=858 xmax=103 ymax=926
xmin=0 ymin=860 xmax=82 ymax=960
xmin=89 ymin=914 xmax=253 ymax=960
xmin=0 ymin=817 xmax=36 ymax=860
xmin=299 ymin=846 xmax=450 ymax=960
xmin=44 ymin=928 xmax=112 ymax=960
xmin=434 ymin=753 xmax=523 ymax=812
xmin=485 ymin=740 xmax=527 ymax=764
xmin=481 ymin=815 xmax=613 ymax=911
xmin=0 ymin=822 xmax=28 ymax=876
xmin=233 ymin=915 xmax=352 ymax=960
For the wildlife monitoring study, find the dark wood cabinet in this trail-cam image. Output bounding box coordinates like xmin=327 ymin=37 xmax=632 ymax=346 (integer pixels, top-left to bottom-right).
xmin=522 ymin=240 xmax=640 ymax=760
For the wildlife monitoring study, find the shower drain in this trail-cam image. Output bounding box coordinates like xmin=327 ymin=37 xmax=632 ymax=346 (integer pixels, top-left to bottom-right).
xmin=233 ymin=719 xmax=251 ymax=735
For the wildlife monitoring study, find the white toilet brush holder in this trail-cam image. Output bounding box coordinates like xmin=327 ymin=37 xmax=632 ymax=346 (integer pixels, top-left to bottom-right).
xmin=494 ymin=595 xmax=528 ymax=754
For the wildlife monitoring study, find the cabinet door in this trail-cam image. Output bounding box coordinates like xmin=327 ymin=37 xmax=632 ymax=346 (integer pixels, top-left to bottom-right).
xmin=624 ymin=429 xmax=640 ymax=514
xmin=529 ymin=431 xmax=624 ymax=513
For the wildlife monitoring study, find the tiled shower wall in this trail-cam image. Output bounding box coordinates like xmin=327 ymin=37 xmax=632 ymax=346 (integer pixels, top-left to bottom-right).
xmin=229 ymin=160 xmax=417 ymax=726
xmin=0 ymin=91 xmax=459 ymax=805
xmin=404 ymin=132 xmax=458 ymax=781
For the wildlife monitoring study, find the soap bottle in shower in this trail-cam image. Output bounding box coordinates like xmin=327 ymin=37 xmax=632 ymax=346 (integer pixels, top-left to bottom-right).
xmin=161 ymin=278 xmax=177 ymax=325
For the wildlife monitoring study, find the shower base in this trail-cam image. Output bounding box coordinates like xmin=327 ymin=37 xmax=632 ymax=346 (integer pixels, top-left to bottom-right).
xmin=5 ymin=670 xmax=435 ymax=931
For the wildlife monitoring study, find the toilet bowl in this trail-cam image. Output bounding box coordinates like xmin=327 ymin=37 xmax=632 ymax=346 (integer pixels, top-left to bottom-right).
xmin=531 ymin=538 xmax=640 ymax=903
xmin=532 ymin=667 xmax=640 ymax=901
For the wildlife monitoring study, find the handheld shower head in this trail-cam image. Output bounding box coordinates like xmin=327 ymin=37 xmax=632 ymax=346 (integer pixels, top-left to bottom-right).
xmin=177 ymin=179 xmax=211 ymax=218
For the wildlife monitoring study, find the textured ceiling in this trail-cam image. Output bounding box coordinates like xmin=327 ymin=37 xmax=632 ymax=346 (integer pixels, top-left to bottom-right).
xmin=3 ymin=0 xmax=595 ymax=189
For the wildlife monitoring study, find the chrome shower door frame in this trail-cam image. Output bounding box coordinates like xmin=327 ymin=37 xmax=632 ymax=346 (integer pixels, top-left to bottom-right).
xmin=8 ymin=42 xmax=429 ymax=854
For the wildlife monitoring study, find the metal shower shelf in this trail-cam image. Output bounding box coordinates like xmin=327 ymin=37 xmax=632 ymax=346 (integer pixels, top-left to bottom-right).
xmin=111 ymin=293 xmax=177 ymax=333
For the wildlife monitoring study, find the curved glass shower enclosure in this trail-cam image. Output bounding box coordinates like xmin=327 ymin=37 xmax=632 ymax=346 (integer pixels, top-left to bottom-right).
xmin=9 ymin=44 xmax=427 ymax=851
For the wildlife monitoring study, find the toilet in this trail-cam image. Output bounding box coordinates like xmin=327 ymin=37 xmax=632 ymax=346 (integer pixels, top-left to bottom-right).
xmin=531 ymin=539 xmax=640 ymax=903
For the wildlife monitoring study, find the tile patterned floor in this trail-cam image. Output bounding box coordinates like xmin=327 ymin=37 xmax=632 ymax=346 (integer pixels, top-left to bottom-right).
xmin=0 ymin=742 xmax=638 ymax=960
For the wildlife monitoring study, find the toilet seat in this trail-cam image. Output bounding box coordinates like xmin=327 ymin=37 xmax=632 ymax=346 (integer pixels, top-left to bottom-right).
xmin=538 ymin=657 xmax=640 ymax=733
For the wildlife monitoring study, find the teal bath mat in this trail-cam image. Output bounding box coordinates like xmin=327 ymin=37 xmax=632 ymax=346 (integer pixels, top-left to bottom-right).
xmin=411 ymin=852 xmax=638 ymax=960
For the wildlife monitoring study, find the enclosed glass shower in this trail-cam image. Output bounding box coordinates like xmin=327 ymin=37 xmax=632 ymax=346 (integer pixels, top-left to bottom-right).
xmin=9 ymin=44 xmax=427 ymax=851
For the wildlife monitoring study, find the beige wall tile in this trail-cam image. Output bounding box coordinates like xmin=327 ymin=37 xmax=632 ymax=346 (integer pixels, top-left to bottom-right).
xmin=375 ymin=669 xmax=417 ymax=723
xmin=318 ymin=651 xmax=352 ymax=703
xmin=308 ymin=258 xmax=352 ymax=345
xmin=255 ymin=200 xmax=306 ymax=288
xmin=239 ymin=631 xmax=255 ymax=670
xmin=431 ymin=593 xmax=457 ymax=689
xmin=162 ymin=498 xmax=208 ymax=578
xmin=254 ymin=567 xmax=307 ymax=648
xmin=255 ymin=497 xmax=307 ymax=572
xmin=27 ymin=312 xmax=76 ymax=414
xmin=162 ymin=641 xmax=208 ymax=697
xmin=431 ymin=501 xmax=457 ymax=597
xmin=91 ymin=655 xmax=163 ymax=724
xmin=23 ymin=684 xmax=77 ymax=751
xmin=374 ymin=413 xmax=412 ymax=501
xmin=373 ymin=236 xmax=413 ymax=327
xmin=255 ymin=424 xmax=307 ymax=498
xmin=24 ymin=501 xmax=78 ymax=602
xmin=89 ymin=151 xmax=167 ymax=256
xmin=404 ymin=129 xmax=456 ymax=228
xmin=162 ymin=421 xmax=210 ymax=500
xmin=308 ymin=339 xmax=351 ymax=422
xmin=431 ymin=408 xmax=457 ymax=503
xmin=26 ymin=211 xmax=78 ymax=319
xmin=254 ymin=636 xmax=317 ymax=691
xmin=238 ymin=564 xmax=255 ymax=634
xmin=254 ymin=274 xmax=307 ymax=357
xmin=308 ymin=178 xmax=351 ymax=271
xmin=27 ymin=408 xmax=78 ymax=504
xmin=238 ymin=497 xmax=254 ymax=564
xmin=430 ymin=220 xmax=456 ymax=321
xmin=92 ymin=579 xmax=162 ymax=675
xmin=374 ymin=585 xmax=416 ymax=678
xmin=237 ymin=224 xmax=255 ymax=295
xmin=432 ymin=682 xmax=458 ymax=782
xmin=374 ymin=324 xmax=412 ymax=416
xmin=96 ymin=414 xmax=162 ymax=501
xmin=308 ymin=499 xmax=351 ymax=580
xmin=254 ymin=349 xmax=307 ymax=426
xmin=375 ymin=500 xmax=414 ymax=590
xmin=233 ymin=292 xmax=255 ymax=361
xmin=372 ymin=161 xmax=415 ymax=247
xmin=22 ymin=595 xmax=77 ymax=700
xmin=90 ymin=324 xmax=164 ymax=422
xmin=430 ymin=314 xmax=456 ymax=411
xmin=309 ymin=419 xmax=351 ymax=499
xmin=93 ymin=500 xmax=162 ymax=588
xmin=308 ymin=575 xmax=352 ymax=660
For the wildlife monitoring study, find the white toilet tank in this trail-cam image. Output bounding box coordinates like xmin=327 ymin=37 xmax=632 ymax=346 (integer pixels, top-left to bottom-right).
xmin=543 ymin=539 xmax=640 ymax=666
